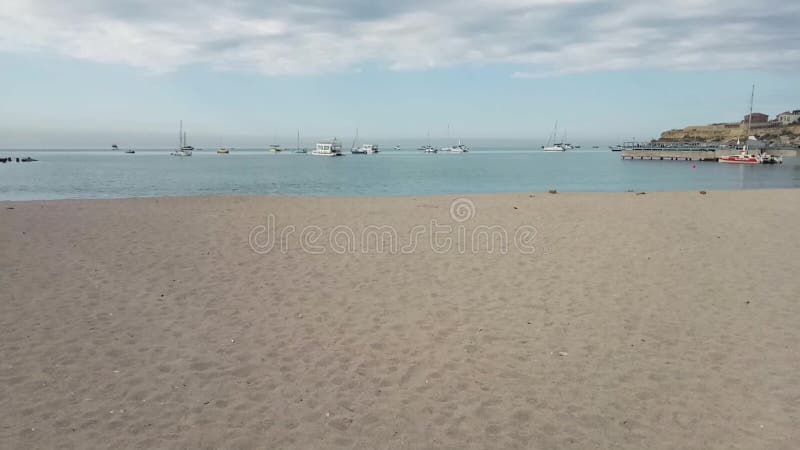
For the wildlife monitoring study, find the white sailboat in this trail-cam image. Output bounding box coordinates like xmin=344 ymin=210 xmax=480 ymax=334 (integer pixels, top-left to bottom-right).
xmin=294 ymin=129 xmax=307 ymax=153
xmin=419 ymin=128 xmax=438 ymax=153
xmin=542 ymin=121 xmax=567 ymax=152
xmin=350 ymin=128 xmax=379 ymax=154
xmin=171 ymin=121 xmax=193 ymax=157
xmin=442 ymin=139 xmax=469 ymax=152
xmin=441 ymin=124 xmax=469 ymax=152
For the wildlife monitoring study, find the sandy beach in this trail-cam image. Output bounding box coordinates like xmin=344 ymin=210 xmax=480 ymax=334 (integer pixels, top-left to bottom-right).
xmin=1 ymin=190 xmax=798 ymax=449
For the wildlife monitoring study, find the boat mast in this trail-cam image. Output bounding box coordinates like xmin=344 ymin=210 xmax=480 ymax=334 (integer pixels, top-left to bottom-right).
xmin=746 ymin=84 xmax=754 ymax=148
xmin=297 ymin=129 xmax=300 ymax=151
xmin=179 ymin=120 xmax=183 ymax=148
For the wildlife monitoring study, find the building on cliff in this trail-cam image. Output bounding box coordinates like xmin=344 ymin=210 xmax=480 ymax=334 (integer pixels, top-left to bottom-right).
xmin=743 ymin=112 xmax=768 ymax=124
xmin=777 ymin=110 xmax=800 ymax=125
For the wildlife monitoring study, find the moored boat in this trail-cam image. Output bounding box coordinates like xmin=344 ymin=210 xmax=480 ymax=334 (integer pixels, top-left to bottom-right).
xmin=442 ymin=139 xmax=469 ymax=152
xmin=349 ymin=129 xmax=379 ymax=154
xmin=418 ymin=145 xmax=438 ymax=153
xmin=543 ymin=144 xmax=567 ymax=152
xmin=311 ymin=138 xmax=343 ymax=156
xmin=718 ymin=86 xmax=782 ymax=165
xmin=294 ymin=130 xmax=307 ymax=153
xmin=352 ymin=144 xmax=379 ymax=154
xmin=542 ymin=121 xmax=568 ymax=151
xmin=170 ymin=121 xmax=193 ymax=157
xmin=419 ymin=129 xmax=437 ymax=153
xmin=718 ymin=150 xmax=760 ymax=164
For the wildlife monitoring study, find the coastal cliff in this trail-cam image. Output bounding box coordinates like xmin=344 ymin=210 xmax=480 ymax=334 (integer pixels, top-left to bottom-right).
xmin=659 ymin=123 xmax=800 ymax=146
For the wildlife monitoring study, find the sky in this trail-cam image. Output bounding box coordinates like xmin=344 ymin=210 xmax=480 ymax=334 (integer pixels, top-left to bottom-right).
xmin=0 ymin=0 xmax=799 ymax=148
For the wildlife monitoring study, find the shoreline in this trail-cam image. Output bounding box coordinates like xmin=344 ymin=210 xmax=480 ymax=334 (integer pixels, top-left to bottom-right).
xmin=2 ymin=186 xmax=799 ymax=204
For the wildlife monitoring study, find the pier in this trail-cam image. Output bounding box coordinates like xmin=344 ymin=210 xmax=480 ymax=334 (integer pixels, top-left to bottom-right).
xmin=621 ymin=149 xmax=717 ymax=161
xmin=621 ymin=143 xmax=798 ymax=161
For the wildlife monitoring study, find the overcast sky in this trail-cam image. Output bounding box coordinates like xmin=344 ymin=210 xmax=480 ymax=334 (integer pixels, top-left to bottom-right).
xmin=1 ymin=0 xmax=798 ymax=148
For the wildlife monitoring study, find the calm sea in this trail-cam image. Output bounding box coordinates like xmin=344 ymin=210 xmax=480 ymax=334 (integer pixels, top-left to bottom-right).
xmin=1 ymin=149 xmax=798 ymax=201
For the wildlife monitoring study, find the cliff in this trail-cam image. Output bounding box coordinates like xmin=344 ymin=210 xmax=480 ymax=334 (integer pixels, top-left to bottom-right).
xmin=659 ymin=123 xmax=800 ymax=147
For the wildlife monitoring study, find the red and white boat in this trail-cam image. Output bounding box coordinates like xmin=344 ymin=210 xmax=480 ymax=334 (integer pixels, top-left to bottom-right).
xmin=718 ymin=148 xmax=761 ymax=164
xmin=718 ymin=85 xmax=782 ymax=165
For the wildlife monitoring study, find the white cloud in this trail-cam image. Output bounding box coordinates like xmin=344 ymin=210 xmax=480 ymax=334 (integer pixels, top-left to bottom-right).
xmin=0 ymin=0 xmax=798 ymax=76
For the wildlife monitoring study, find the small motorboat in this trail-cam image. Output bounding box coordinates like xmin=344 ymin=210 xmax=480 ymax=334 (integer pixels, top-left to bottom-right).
xmin=21 ymin=157 xmax=37 ymax=162
xmin=761 ymin=154 xmax=783 ymax=164
xmin=124 ymin=149 xmax=135 ymax=154
xmin=418 ymin=145 xmax=438 ymax=153
xmin=217 ymin=148 xmax=230 ymax=154
xmin=351 ymin=144 xmax=379 ymax=154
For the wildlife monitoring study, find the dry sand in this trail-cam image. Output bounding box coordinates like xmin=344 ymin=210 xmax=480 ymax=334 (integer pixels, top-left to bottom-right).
xmin=1 ymin=190 xmax=799 ymax=449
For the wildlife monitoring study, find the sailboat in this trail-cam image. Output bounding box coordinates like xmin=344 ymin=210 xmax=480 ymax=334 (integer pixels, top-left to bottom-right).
xmin=719 ymin=85 xmax=782 ymax=165
xmin=441 ymin=124 xmax=469 ymax=152
xmin=560 ymin=129 xmax=575 ymax=150
xmin=351 ymin=128 xmax=379 ymax=154
xmin=419 ymin=128 xmax=437 ymax=153
xmin=171 ymin=121 xmax=193 ymax=157
xmin=113 ymin=143 xmax=135 ymax=153
xmin=542 ymin=121 xmax=567 ymax=152
xmin=268 ymin=133 xmax=281 ymax=152
xmin=442 ymin=139 xmax=469 ymax=152
xmin=294 ymin=129 xmax=307 ymax=153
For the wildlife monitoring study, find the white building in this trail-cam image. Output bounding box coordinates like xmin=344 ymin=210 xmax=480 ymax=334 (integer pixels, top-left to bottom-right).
xmin=776 ymin=110 xmax=800 ymax=125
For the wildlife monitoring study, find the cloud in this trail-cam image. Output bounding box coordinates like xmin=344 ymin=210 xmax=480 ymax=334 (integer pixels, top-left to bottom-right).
xmin=0 ymin=0 xmax=798 ymax=76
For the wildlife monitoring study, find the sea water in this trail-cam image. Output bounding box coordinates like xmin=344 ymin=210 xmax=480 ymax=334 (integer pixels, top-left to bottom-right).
xmin=0 ymin=149 xmax=798 ymax=200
